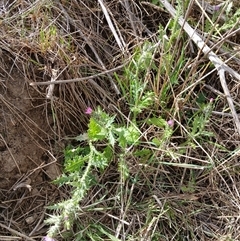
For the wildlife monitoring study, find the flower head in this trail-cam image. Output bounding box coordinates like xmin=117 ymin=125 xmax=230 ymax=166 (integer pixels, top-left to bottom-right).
xmin=167 ymin=119 xmax=174 ymax=128
xmin=85 ymin=107 xmax=93 ymax=115
xmin=43 ymin=236 xmax=56 ymax=241
xmin=212 ymin=5 xmax=220 ymax=12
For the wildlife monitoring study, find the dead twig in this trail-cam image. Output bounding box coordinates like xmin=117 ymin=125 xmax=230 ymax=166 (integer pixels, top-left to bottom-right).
xmin=29 ymin=63 xmax=126 ymax=86
xmin=0 ymin=223 xmax=36 ymax=241
xmin=46 ymin=68 xmax=58 ymax=99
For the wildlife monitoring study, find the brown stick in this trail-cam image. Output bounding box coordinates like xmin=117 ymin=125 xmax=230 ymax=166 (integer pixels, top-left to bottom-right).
xmin=29 ymin=63 xmax=126 ymax=86
xmin=0 ymin=223 xmax=36 ymax=241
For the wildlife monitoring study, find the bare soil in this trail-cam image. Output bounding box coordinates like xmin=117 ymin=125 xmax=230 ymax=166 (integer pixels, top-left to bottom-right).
xmin=0 ymin=60 xmax=61 ymax=239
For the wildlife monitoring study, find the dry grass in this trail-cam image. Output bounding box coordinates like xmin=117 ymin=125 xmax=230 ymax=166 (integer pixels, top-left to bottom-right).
xmin=0 ymin=0 xmax=240 ymax=240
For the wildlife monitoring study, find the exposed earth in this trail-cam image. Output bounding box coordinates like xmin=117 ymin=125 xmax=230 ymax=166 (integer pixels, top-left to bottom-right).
xmin=0 ymin=61 xmax=62 ymax=239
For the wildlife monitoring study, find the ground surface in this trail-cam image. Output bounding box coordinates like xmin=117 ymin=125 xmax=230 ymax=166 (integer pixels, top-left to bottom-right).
xmin=0 ymin=61 xmax=61 ymax=239
xmin=0 ymin=1 xmax=240 ymax=240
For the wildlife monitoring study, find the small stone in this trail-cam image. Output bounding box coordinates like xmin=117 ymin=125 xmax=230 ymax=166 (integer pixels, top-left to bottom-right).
xmin=25 ymin=216 xmax=35 ymax=224
xmin=45 ymin=162 xmax=61 ymax=180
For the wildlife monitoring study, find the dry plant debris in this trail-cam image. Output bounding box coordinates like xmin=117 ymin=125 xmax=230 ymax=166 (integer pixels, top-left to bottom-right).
xmin=0 ymin=0 xmax=240 ymax=240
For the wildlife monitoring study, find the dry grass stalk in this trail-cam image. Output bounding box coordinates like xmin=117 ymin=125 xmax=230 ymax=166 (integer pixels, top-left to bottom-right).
xmin=0 ymin=223 xmax=36 ymax=241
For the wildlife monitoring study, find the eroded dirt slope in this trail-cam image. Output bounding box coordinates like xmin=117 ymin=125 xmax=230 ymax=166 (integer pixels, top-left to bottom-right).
xmin=0 ymin=62 xmax=61 ymax=238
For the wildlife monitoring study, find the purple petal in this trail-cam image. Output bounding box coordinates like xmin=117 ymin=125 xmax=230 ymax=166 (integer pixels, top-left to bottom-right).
xmin=85 ymin=107 xmax=93 ymax=115
xmin=43 ymin=236 xmax=56 ymax=241
xmin=212 ymin=5 xmax=220 ymax=11
xmin=167 ymin=119 xmax=174 ymax=127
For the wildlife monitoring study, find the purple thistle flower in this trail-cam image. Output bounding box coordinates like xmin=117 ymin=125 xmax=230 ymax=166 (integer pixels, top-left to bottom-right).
xmin=85 ymin=107 xmax=93 ymax=115
xmin=212 ymin=5 xmax=220 ymax=12
xmin=43 ymin=236 xmax=56 ymax=241
xmin=167 ymin=119 xmax=174 ymax=128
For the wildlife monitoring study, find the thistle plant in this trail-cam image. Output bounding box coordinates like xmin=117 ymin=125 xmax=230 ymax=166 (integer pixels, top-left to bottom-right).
xmin=44 ymin=39 xmax=176 ymax=238
xmin=46 ymin=103 xmax=171 ymax=238
xmin=188 ymin=97 xmax=215 ymax=142
xmin=45 ymin=107 xmax=115 ymax=238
